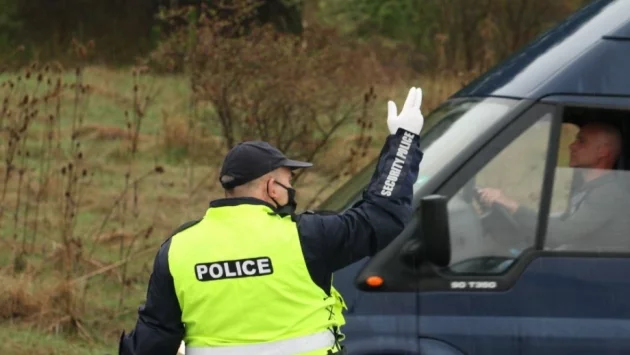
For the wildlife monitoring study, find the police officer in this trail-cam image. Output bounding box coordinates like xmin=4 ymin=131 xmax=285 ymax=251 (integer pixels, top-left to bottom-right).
xmin=118 ymin=87 xmax=425 ymax=355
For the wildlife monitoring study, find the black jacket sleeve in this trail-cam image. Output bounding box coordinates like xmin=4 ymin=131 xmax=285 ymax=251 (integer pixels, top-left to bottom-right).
xmin=118 ymin=238 xmax=185 ymax=355
xmin=297 ymin=129 xmax=422 ymax=278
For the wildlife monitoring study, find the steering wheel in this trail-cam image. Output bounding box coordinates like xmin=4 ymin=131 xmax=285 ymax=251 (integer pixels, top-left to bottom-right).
xmin=472 ymin=185 xmax=527 ymax=244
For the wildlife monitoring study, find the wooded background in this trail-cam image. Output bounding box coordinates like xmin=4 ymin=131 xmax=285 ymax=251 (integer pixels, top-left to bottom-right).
xmin=1 ymin=0 xmax=590 ymax=71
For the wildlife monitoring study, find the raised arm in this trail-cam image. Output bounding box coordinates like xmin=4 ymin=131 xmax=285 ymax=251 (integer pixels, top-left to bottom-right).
xmin=297 ymin=87 xmax=424 ymax=273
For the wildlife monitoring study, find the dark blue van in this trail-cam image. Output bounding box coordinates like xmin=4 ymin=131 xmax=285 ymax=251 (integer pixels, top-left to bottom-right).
xmin=318 ymin=0 xmax=630 ymax=353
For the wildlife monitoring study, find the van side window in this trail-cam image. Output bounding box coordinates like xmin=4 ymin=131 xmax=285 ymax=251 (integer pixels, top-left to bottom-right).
xmin=545 ymin=108 xmax=630 ymax=252
xmin=445 ymin=112 xmax=554 ymax=274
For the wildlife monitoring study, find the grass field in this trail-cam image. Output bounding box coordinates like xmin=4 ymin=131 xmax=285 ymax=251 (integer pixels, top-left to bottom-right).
xmin=0 ymin=63 xmax=467 ymax=354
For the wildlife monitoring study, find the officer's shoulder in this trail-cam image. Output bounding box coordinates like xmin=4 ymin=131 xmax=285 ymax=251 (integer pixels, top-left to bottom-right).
xmin=294 ymin=209 xmax=338 ymax=222
xmin=302 ymin=209 xmax=338 ymax=216
xmin=160 ymin=219 xmax=202 ymax=247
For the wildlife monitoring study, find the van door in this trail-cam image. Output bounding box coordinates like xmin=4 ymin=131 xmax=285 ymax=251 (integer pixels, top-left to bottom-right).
xmin=413 ymin=101 xmax=561 ymax=354
xmin=428 ymin=97 xmax=630 ymax=354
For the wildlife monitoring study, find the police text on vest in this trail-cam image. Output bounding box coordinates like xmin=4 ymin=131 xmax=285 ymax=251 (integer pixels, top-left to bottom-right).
xmin=195 ymin=257 xmax=274 ymax=281
xmin=381 ymin=131 xmax=415 ymax=196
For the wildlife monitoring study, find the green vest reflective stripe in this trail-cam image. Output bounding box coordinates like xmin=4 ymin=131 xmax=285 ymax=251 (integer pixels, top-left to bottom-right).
xmin=168 ymin=204 xmax=344 ymax=354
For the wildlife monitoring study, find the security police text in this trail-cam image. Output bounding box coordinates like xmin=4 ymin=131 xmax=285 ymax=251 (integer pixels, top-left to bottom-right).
xmin=195 ymin=257 xmax=274 ymax=281
xmin=381 ymin=131 xmax=415 ymax=197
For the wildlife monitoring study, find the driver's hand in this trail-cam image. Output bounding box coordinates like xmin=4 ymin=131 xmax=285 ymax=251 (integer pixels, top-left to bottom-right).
xmin=478 ymin=188 xmax=519 ymax=214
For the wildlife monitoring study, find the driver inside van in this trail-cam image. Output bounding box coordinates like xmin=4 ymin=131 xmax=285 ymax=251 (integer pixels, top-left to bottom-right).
xmin=478 ymin=122 xmax=630 ymax=251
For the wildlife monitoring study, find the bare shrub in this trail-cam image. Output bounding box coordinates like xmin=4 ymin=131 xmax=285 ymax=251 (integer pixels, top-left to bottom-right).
xmin=149 ymin=0 xmax=379 ymax=188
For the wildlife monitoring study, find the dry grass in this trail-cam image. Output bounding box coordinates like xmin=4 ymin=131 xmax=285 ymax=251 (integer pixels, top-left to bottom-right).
xmin=0 ymin=274 xmax=46 ymax=321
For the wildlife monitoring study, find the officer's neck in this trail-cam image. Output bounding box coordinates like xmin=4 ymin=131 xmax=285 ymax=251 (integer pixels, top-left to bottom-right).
xmin=212 ymin=196 xmax=278 ymax=211
xmin=224 ymin=190 xmax=279 ymax=209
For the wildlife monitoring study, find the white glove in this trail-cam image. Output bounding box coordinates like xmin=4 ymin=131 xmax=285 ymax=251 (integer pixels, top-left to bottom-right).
xmin=387 ymin=87 xmax=424 ymax=136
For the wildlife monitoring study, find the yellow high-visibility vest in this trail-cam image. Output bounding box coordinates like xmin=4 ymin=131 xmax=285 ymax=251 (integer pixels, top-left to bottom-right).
xmin=168 ymin=203 xmax=345 ymax=355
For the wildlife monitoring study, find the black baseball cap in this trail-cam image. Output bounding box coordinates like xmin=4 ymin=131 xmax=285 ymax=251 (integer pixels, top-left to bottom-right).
xmin=219 ymin=141 xmax=313 ymax=189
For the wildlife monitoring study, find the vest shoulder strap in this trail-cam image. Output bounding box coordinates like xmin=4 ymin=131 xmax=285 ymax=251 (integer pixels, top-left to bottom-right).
xmin=161 ymin=219 xmax=202 ymax=247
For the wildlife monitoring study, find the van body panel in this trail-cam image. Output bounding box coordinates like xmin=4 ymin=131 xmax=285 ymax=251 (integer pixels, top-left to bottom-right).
xmin=342 ymin=336 xmax=463 ymax=355
xmin=417 ymin=256 xmax=630 ymax=354
xmin=334 ymin=255 xmax=630 ymax=354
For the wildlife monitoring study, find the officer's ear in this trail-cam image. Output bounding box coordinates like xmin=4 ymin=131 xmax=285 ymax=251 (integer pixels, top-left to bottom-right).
xmin=266 ymin=170 xmax=286 ymax=197
xmin=264 ymin=174 xmax=278 ymax=197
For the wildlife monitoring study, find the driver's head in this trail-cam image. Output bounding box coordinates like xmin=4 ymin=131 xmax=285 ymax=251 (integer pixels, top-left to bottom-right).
xmin=569 ymin=122 xmax=622 ymax=169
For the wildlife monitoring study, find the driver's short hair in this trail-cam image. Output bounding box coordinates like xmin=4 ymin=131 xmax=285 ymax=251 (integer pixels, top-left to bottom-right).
xmin=586 ymin=122 xmax=622 ymax=161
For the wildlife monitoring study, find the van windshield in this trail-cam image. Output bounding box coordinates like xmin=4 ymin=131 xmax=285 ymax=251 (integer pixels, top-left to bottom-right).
xmin=412 ymin=97 xmax=519 ymax=193
xmin=318 ymin=96 xmax=520 ymax=211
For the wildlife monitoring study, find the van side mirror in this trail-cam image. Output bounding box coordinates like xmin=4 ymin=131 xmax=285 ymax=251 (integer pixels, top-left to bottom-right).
xmin=354 ymin=194 xmax=452 ymax=292
xmin=400 ymin=195 xmax=451 ymax=267
xmin=420 ymin=194 xmax=451 ymax=266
